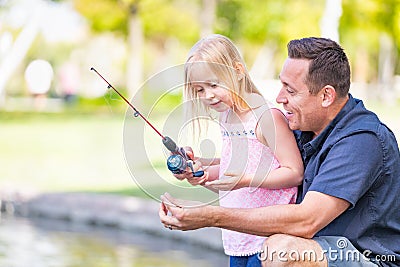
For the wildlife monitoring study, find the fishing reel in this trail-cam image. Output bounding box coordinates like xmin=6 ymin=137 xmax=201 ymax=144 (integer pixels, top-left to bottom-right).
xmin=163 ymin=137 xmax=204 ymax=177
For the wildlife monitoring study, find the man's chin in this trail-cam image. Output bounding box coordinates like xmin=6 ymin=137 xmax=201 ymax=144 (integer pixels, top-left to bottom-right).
xmin=288 ymin=122 xmax=300 ymax=131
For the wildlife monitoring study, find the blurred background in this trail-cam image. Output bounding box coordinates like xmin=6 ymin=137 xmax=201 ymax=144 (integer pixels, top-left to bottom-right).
xmin=0 ymin=0 xmax=399 ymax=266
xmin=1 ymin=0 xmax=399 ymax=193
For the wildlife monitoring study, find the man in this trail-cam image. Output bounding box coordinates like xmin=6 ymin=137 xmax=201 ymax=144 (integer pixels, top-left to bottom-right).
xmin=159 ymin=37 xmax=400 ymax=266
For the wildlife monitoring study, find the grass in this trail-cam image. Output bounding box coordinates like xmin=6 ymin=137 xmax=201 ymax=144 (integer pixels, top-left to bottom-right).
xmin=0 ymin=107 xmax=217 ymax=203
xmin=0 ymin=111 xmax=130 ymax=191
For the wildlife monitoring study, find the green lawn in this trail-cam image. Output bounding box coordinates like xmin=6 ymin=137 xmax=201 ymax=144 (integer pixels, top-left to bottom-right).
xmin=0 ymin=110 xmax=217 ymax=203
xmin=0 ymin=112 xmax=131 ymax=191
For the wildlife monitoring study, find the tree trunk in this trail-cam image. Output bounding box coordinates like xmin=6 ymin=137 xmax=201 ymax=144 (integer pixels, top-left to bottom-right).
xmin=378 ymin=34 xmax=396 ymax=104
xmin=126 ymin=4 xmax=144 ymax=102
xmin=0 ymin=12 xmax=40 ymax=106
xmin=320 ymin=0 xmax=342 ymax=42
xmin=250 ymin=42 xmax=276 ymax=81
xmin=200 ymin=0 xmax=216 ymax=37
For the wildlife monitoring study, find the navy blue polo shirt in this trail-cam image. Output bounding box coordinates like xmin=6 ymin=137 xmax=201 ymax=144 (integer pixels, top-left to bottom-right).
xmin=295 ymin=95 xmax=400 ymax=266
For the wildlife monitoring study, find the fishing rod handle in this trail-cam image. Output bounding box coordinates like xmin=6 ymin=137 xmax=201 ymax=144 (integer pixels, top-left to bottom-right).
xmin=162 ymin=136 xmax=178 ymax=153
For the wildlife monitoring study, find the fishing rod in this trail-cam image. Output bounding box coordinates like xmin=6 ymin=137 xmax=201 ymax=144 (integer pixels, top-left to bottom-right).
xmin=90 ymin=67 xmax=204 ymax=177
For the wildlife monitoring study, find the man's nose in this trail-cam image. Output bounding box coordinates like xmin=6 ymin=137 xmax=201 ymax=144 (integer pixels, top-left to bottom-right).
xmin=276 ymin=88 xmax=287 ymax=104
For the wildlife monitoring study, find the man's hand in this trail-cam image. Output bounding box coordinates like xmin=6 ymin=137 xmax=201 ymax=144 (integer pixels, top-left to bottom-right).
xmin=159 ymin=193 xmax=213 ymax=231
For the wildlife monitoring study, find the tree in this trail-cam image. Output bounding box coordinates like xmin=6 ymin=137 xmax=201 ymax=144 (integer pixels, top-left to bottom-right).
xmin=215 ymin=0 xmax=324 ymax=79
xmin=320 ymin=0 xmax=342 ymax=42
xmin=73 ymin=0 xmax=199 ymax=98
xmin=340 ymin=0 xmax=400 ymax=102
xmin=0 ymin=1 xmax=41 ymax=105
xmin=200 ymin=0 xmax=216 ymax=37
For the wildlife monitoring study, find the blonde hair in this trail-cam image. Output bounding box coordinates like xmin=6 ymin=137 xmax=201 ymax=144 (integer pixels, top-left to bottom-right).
xmin=183 ymin=34 xmax=261 ymax=137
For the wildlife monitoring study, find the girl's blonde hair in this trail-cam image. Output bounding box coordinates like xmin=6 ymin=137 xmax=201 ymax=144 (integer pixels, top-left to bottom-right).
xmin=183 ymin=34 xmax=261 ymax=137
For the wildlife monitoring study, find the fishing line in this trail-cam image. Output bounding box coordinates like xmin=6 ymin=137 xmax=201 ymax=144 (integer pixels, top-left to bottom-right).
xmin=91 ymin=67 xmax=165 ymax=139
xmin=90 ymin=67 xmax=204 ymax=177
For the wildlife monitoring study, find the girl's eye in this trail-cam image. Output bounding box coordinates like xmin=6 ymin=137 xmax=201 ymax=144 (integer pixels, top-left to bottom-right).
xmin=195 ymin=87 xmax=204 ymax=93
xmin=210 ymin=83 xmax=218 ymax=88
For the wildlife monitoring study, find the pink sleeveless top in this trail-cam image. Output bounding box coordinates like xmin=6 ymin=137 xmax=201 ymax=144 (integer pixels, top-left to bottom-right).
xmin=219 ymin=105 xmax=297 ymax=256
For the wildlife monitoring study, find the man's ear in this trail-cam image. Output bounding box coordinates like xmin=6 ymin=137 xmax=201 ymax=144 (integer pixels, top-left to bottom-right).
xmin=321 ymin=85 xmax=336 ymax=107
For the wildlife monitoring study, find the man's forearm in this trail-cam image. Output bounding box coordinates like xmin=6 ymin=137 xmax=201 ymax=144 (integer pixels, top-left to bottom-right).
xmin=207 ymin=191 xmax=350 ymax=238
xmin=160 ymin=191 xmax=348 ymax=238
xmin=209 ymin=204 xmax=315 ymax=238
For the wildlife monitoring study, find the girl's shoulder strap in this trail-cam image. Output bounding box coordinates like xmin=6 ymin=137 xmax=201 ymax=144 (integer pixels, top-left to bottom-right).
xmin=252 ymin=100 xmax=272 ymax=118
xmin=219 ymin=109 xmax=230 ymax=123
xmin=252 ymin=101 xmax=287 ymax=125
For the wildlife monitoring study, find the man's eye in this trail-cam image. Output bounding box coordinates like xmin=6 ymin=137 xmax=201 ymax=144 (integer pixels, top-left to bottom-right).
xmin=210 ymin=83 xmax=218 ymax=88
xmin=286 ymin=86 xmax=294 ymax=94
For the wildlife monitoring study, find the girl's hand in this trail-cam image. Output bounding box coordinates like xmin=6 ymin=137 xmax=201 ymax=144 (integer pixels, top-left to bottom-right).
xmin=173 ymin=169 xmax=208 ymax=186
xmin=205 ymin=172 xmax=250 ymax=191
xmin=186 ymin=160 xmax=209 ymax=186
xmin=172 ymin=147 xmax=208 ymax=185
xmin=172 ymin=146 xmax=197 ymax=181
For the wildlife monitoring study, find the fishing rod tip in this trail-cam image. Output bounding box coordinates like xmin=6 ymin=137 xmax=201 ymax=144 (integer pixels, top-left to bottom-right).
xmin=90 ymin=67 xmax=95 ymax=71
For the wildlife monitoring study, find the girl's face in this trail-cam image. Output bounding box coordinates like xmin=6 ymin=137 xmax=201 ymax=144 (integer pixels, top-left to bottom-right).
xmin=189 ymin=63 xmax=233 ymax=112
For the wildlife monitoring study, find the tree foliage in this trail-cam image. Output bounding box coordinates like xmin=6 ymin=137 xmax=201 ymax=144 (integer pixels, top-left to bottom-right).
xmin=72 ymin=0 xmax=400 ymax=77
xmin=73 ymin=0 xmax=199 ymax=44
xmin=215 ymin=0 xmax=324 ymax=45
xmin=73 ymin=0 xmax=129 ymax=35
xmin=341 ymin=0 xmax=400 ymax=78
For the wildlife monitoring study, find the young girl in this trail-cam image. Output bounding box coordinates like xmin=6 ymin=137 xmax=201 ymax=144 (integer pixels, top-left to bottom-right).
xmin=179 ymin=34 xmax=303 ymax=267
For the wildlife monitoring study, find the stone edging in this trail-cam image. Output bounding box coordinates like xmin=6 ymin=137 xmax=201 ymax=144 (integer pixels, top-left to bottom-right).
xmin=0 ymin=190 xmax=223 ymax=252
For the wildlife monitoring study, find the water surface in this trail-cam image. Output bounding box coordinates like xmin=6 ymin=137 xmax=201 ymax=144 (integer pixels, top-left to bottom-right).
xmin=0 ymin=215 xmax=228 ymax=267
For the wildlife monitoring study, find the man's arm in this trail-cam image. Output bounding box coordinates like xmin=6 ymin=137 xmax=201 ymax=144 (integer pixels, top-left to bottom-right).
xmin=160 ymin=191 xmax=349 ymax=238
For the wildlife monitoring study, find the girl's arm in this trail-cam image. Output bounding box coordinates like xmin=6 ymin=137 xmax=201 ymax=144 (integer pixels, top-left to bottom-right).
xmin=196 ymin=157 xmax=220 ymax=166
xmin=200 ymin=164 xmax=220 ymax=193
xmin=254 ymin=108 xmax=304 ymax=189
xmin=206 ymin=108 xmax=303 ymax=190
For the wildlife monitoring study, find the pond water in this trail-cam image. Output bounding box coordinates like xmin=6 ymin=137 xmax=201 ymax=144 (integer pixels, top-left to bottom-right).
xmin=0 ymin=215 xmax=229 ymax=267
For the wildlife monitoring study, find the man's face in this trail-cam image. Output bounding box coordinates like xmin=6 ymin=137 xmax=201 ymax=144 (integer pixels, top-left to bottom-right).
xmin=276 ymin=58 xmax=326 ymax=135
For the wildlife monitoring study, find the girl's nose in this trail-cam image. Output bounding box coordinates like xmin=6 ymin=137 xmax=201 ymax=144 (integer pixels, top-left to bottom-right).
xmin=205 ymin=88 xmax=215 ymax=99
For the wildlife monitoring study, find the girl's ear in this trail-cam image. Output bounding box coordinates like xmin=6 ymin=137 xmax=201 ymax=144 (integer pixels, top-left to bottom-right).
xmin=234 ymin=62 xmax=245 ymax=80
xmin=321 ymin=85 xmax=336 ymax=107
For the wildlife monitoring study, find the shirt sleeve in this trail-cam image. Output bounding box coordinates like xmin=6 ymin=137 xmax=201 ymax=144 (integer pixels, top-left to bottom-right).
xmin=308 ymin=132 xmax=383 ymax=209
